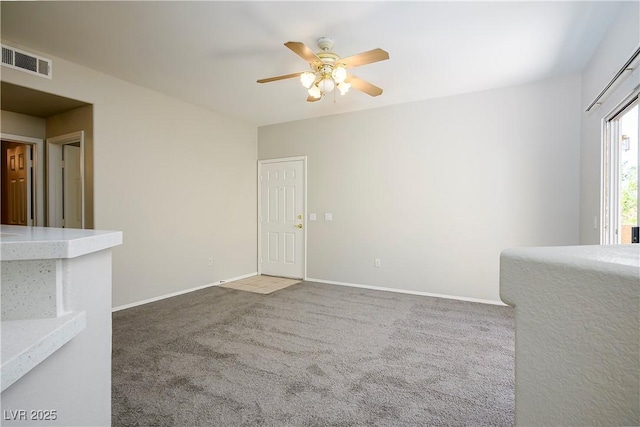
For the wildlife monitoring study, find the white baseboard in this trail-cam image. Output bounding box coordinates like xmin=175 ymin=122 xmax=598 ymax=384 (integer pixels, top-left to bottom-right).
xmin=112 ymin=272 xmax=258 ymax=312
xmin=305 ymin=277 xmax=507 ymax=306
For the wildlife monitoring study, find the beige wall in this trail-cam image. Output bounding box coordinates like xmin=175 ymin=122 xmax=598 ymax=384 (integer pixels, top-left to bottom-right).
xmin=259 ymin=74 xmax=582 ymax=303
xmin=1 ymin=42 xmax=258 ymax=308
xmin=47 ymin=105 xmax=95 ymax=229
xmin=0 ymin=110 xmax=46 ymax=138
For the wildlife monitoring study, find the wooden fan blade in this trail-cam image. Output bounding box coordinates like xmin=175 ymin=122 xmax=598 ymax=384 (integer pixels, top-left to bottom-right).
xmin=338 ymin=48 xmax=389 ymax=68
xmin=347 ymin=75 xmax=383 ymax=97
xmin=285 ymin=41 xmax=321 ymax=63
xmin=307 ymin=95 xmax=321 ymax=102
xmin=257 ymin=72 xmax=303 ymax=84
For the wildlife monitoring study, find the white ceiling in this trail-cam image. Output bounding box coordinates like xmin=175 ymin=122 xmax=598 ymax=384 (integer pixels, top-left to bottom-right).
xmin=0 ymin=1 xmax=624 ymax=126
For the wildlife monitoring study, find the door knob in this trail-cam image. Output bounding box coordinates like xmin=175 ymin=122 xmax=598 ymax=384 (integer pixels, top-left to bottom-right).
xmin=295 ymin=224 xmax=302 ymax=229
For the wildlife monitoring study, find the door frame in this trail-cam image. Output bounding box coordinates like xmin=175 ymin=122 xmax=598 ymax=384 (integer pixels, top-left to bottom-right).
xmin=257 ymin=156 xmax=307 ymax=279
xmin=46 ymin=131 xmax=85 ymax=228
xmin=1 ymin=133 xmax=43 ymax=226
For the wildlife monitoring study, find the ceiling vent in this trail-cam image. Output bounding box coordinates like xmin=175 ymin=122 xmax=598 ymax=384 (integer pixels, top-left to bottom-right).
xmin=1 ymin=44 xmax=52 ymax=79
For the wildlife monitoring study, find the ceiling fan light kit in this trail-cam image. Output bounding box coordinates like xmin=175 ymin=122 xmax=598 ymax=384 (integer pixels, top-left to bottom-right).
xmin=257 ymin=37 xmax=389 ymax=102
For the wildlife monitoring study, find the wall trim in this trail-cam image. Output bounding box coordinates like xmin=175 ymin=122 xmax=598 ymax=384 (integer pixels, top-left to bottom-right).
xmin=0 ymin=133 xmax=43 ymax=145
xmin=111 ymin=272 xmax=258 ymax=312
xmin=305 ymin=277 xmax=507 ymax=306
xmin=112 ymin=274 xmax=507 ymax=311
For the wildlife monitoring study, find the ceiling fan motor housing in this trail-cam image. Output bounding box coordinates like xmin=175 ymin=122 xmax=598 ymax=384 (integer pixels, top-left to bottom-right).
xmin=317 ymin=37 xmax=334 ymax=51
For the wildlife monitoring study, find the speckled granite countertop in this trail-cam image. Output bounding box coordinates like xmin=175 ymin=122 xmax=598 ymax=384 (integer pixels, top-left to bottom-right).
xmin=0 ymin=225 xmax=123 ymax=261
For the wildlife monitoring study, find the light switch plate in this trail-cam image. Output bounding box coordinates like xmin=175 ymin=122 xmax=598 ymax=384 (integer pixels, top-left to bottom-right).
xmin=325 ymin=213 xmax=333 ymax=221
xmin=309 ymin=213 xmax=317 ymax=221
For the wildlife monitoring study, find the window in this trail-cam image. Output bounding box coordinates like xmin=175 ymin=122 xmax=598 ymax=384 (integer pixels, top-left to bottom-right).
xmin=602 ymin=98 xmax=639 ymax=244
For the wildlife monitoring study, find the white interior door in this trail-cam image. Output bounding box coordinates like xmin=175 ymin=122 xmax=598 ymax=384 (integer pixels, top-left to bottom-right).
xmin=47 ymin=131 xmax=84 ymax=228
xmin=259 ymin=158 xmax=306 ymax=279
xmin=63 ymin=144 xmax=83 ymax=229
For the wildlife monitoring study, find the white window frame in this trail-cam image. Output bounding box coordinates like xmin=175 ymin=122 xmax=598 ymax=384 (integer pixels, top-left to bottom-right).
xmin=601 ymin=93 xmax=639 ymax=244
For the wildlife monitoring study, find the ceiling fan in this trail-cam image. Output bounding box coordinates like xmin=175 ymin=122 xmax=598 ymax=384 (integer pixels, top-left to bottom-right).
xmin=257 ymin=37 xmax=389 ymax=102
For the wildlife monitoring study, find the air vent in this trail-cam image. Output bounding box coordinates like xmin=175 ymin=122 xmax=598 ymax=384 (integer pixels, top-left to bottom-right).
xmin=1 ymin=44 xmax=52 ymax=79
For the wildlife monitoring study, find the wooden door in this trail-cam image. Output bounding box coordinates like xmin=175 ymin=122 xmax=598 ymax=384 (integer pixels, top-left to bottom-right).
xmin=1 ymin=141 xmax=31 ymax=225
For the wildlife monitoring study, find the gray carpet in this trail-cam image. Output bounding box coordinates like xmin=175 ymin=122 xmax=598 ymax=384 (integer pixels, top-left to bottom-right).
xmin=112 ymin=281 xmax=515 ymax=426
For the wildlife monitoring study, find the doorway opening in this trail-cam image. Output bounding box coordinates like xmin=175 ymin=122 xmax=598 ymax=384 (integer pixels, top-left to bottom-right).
xmin=1 ymin=134 xmax=43 ymax=226
xmin=1 ymin=82 xmax=93 ymax=229
xmin=47 ymin=131 xmax=85 ymax=229
xmin=602 ymin=97 xmax=639 ymax=244
xmin=1 ymin=140 xmax=34 ymax=225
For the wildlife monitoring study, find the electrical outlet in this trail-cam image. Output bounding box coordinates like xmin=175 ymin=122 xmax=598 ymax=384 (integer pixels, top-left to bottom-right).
xmin=208 ymin=257 xmax=213 ymax=266
xmin=374 ymin=258 xmax=381 ymax=268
